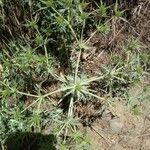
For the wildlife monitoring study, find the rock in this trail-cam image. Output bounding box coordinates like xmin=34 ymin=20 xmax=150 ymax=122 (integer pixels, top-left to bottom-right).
xmin=109 ymin=118 xmax=123 ymax=133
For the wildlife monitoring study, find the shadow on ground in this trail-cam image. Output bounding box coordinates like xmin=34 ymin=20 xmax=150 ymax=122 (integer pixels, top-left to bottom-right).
xmin=4 ymin=132 xmax=57 ymax=150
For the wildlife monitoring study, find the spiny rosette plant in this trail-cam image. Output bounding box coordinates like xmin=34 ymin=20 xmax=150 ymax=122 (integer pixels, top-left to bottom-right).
xmin=0 ymin=0 xmax=150 ymax=149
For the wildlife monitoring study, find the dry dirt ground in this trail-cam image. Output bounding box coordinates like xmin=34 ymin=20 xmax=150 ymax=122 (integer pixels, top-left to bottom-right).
xmin=75 ymin=77 xmax=150 ymax=150
xmin=80 ymin=99 xmax=150 ymax=150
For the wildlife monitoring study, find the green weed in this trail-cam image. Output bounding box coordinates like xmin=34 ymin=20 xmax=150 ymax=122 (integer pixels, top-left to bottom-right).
xmin=0 ymin=0 xmax=149 ymax=149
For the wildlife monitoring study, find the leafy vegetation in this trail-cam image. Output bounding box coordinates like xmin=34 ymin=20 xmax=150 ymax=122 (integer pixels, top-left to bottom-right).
xmin=0 ymin=0 xmax=149 ymax=149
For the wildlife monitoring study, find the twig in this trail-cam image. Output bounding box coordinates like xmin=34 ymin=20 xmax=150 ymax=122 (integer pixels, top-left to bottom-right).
xmin=91 ymin=126 xmax=111 ymax=146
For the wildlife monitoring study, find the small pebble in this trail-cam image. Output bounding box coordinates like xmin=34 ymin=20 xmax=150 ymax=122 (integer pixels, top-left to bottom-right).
xmin=109 ymin=118 xmax=123 ymax=133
